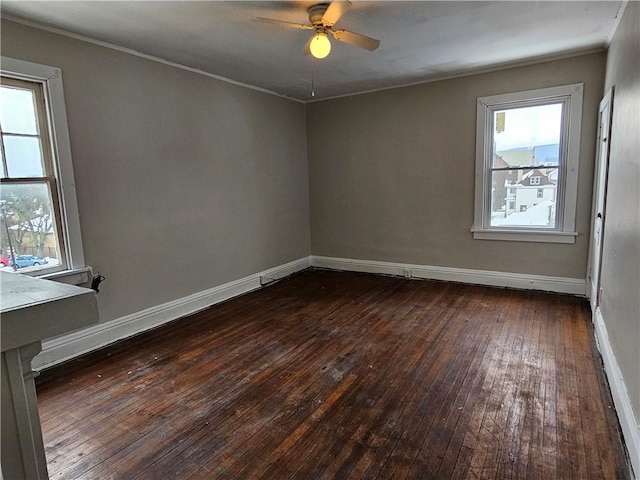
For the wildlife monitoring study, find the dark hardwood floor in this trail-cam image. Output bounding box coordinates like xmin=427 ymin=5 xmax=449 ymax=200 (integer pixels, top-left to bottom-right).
xmin=35 ymin=270 xmax=630 ymax=479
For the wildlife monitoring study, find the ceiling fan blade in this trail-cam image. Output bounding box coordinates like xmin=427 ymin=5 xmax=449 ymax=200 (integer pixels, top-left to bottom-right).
xmin=331 ymin=29 xmax=380 ymax=51
xmin=321 ymin=1 xmax=352 ymax=27
xmin=255 ymin=17 xmax=313 ymax=30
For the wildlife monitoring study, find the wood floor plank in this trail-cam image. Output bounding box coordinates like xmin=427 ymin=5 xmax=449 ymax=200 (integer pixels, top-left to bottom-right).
xmin=245 ymin=281 xmax=446 ymax=480
xmin=457 ymin=292 xmax=513 ymax=479
xmin=435 ymin=290 xmax=498 ymax=479
xmin=467 ymin=290 xmax=524 ymax=479
xmin=523 ymin=294 xmax=549 ymax=480
xmin=214 ymin=280 xmax=413 ymax=479
xmin=494 ymin=293 xmax=537 ymax=479
xmin=35 ymin=270 xmax=631 ymax=480
xmin=399 ymin=293 xmax=493 ymax=479
xmin=359 ymin=288 xmax=478 ymax=479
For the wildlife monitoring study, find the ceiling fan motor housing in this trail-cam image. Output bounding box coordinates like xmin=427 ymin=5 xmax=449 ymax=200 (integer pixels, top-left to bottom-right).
xmin=308 ymin=3 xmax=330 ymax=26
xmin=256 ymin=1 xmax=379 ymax=56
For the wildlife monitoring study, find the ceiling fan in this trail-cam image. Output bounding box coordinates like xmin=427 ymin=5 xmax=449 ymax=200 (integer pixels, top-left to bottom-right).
xmin=256 ymin=1 xmax=380 ymax=59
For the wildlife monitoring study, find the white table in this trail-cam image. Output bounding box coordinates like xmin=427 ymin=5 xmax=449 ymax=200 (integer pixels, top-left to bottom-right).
xmin=1 ymin=272 xmax=99 ymax=480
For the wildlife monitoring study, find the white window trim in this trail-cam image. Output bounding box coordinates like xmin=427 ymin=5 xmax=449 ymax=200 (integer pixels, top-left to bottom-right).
xmin=1 ymin=57 xmax=87 ymax=276
xmin=472 ymin=83 xmax=584 ymax=244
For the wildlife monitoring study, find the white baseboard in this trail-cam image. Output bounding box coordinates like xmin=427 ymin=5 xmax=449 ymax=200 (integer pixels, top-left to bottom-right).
xmin=35 ymin=255 xmax=585 ymax=370
xmin=33 ymin=256 xmax=311 ymax=370
xmin=593 ymin=307 xmax=639 ymax=479
xmin=311 ymin=256 xmax=586 ymax=295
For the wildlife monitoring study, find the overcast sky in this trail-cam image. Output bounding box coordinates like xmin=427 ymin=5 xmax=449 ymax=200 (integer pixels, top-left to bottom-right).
xmin=494 ymin=103 xmax=562 ymax=152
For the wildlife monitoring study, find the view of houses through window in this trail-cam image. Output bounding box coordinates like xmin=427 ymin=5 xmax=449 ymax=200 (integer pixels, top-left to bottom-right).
xmin=0 ymin=76 xmax=63 ymax=273
xmin=489 ymin=103 xmax=563 ymax=228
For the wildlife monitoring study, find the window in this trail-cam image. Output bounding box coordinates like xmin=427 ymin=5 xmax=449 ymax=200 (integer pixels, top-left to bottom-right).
xmin=472 ymin=83 xmax=583 ymax=243
xmin=1 ymin=57 xmax=86 ymax=281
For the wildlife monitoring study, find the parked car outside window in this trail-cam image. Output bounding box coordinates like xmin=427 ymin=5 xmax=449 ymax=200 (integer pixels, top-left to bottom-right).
xmin=9 ymin=255 xmax=48 ymax=269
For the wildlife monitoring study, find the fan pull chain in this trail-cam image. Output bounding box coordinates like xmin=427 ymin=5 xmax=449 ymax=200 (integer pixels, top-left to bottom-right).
xmin=311 ymin=65 xmax=315 ymax=97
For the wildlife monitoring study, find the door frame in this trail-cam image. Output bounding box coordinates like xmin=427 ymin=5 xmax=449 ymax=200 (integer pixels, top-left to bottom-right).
xmin=587 ymin=87 xmax=614 ymax=310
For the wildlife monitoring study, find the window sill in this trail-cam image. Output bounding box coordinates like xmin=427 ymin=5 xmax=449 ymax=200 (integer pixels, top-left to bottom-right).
xmin=41 ymin=266 xmax=94 ymax=287
xmin=471 ymin=228 xmax=577 ymax=244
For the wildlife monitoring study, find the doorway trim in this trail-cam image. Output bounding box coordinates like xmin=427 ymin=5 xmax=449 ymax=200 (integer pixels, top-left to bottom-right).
xmin=587 ymin=87 xmax=614 ymax=310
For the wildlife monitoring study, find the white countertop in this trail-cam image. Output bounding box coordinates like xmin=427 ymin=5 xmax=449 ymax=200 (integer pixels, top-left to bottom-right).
xmin=1 ymin=272 xmax=99 ymax=352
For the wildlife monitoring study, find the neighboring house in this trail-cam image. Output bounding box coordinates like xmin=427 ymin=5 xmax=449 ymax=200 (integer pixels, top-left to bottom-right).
xmin=492 ymin=149 xmax=559 ymax=224
xmin=491 ymin=153 xmax=518 ymax=211
xmin=504 ymin=169 xmax=556 ymax=221
xmin=518 ymin=168 xmax=555 ymax=187
xmin=493 ymin=162 xmax=556 ymax=219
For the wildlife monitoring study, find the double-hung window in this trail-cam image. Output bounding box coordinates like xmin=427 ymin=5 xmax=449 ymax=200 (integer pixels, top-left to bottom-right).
xmin=472 ymin=83 xmax=584 ymax=243
xmin=1 ymin=57 xmax=86 ymax=281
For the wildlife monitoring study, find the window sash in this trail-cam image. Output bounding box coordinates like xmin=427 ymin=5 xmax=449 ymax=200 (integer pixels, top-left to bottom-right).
xmin=1 ymin=77 xmax=55 ymax=177
xmin=1 ymin=178 xmax=63 ymax=255
xmin=473 ymin=83 xmax=583 ymax=243
xmin=1 ymin=56 xmax=86 ymax=278
xmin=482 ymin=98 xmax=569 ymax=232
xmin=1 ymin=76 xmax=67 ymax=273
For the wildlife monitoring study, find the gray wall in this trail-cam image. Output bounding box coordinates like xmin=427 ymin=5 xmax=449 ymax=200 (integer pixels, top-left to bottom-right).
xmin=307 ymin=53 xmax=605 ymax=279
xmin=601 ymin=1 xmax=640 ymax=426
xmin=1 ymin=20 xmax=311 ymax=324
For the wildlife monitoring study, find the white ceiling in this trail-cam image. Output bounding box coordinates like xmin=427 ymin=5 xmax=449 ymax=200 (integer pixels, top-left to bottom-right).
xmin=1 ymin=1 xmax=624 ymax=102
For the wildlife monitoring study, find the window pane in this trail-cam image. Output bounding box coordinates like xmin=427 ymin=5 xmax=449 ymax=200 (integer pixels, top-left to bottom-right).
xmin=0 ymin=86 xmax=38 ymax=135
xmin=3 ymin=135 xmax=45 ymax=177
xmin=490 ymin=167 xmax=558 ymax=228
xmin=0 ymin=182 xmax=61 ymax=271
xmin=493 ymin=103 xmax=562 ymax=168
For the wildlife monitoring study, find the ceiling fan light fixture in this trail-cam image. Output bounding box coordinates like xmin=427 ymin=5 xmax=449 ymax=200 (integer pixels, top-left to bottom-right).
xmin=310 ymin=32 xmax=331 ymax=59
